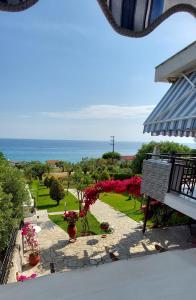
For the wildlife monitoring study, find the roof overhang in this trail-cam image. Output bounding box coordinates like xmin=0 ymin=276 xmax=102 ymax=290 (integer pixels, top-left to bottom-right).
xmin=155 ymin=41 xmax=196 ymax=83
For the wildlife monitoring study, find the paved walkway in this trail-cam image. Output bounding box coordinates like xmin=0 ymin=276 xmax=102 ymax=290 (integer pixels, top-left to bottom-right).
xmin=23 ymin=189 xmax=194 ymax=277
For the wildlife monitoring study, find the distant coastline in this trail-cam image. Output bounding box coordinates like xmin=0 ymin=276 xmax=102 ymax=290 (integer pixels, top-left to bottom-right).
xmin=0 ymin=138 xmax=143 ymax=162
xmin=0 ymin=138 xmax=194 ymax=163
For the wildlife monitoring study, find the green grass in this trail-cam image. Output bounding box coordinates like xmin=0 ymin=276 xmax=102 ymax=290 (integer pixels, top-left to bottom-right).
xmin=31 ymin=180 xmax=105 ymax=236
xmin=49 ymin=213 xmax=105 ymax=236
xmin=34 ymin=181 xmax=79 ymax=212
xmin=100 ymin=192 xmax=146 ymax=223
xmin=29 ymin=180 xmax=39 ymax=201
xmin=100 ymin=193 xmax=190 ymax=227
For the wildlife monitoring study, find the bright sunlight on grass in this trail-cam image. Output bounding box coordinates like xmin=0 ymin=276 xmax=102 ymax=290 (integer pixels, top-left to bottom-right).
xmin=100 ymin=192 xmax=145 ymax=222
xmin=34 ymin=181 xmax=79 ymax=212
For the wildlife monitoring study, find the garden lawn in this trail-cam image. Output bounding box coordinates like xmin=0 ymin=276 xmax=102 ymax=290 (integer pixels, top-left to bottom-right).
xmin=29 ymin=179 xmax=39 ymax=200
xmin=100 ymin=192 xmax=146 ymax=223
xmin=49 ymin=213 xmax=105 ymax=236
xmin=35 ymin=181 xmax=79 ymax=212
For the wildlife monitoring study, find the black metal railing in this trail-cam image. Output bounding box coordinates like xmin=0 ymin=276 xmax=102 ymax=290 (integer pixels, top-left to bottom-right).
xmin=146 ymin=153 xmax=196 ymax=200
xmin=0 ymin=229 xmax=18 ymax=285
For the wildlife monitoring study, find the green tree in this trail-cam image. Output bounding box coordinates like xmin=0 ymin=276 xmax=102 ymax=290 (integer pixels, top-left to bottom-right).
xmin=91 ymin=171 xmax=99 ymax=183
xmin=132 ymin=141 xmax=191 ymax=174
xmin=63 ymin=162 xmax=74 ymax=191
xmin=102 ymin=152 xmax=121 ymax=160
xmin=72 ymin=170 xmax=93 ymax=210
xmin=0 ymin=155 xmax=29 ymax=253
xmin=49 ymin=179 xmax=65 ymax=206
xmin=44 ymin=176 xmax=50 ymax=188
xmin=23 ymin=163 xmax=34 ymax=182
xmin=48 ymin=176 xmax=56 ymax=188
xmin=99 ymin=169 xmax=110 ymax=181
xmin=56 ymin=161 xmax=65 ymax=172
xmin=0 ymin=187 xmax=17 ymax=252
xmin=23 ymin=162 xmax=49 ymax=181
xmin=0 ymin=152 xmax=4 ymax=160
xmin=78 ymin=158 xmax=91 ymax=175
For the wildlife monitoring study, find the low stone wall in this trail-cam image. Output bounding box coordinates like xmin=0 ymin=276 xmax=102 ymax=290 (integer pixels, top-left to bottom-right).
xmin=141 ymin=159 xmax=172 ymax=202
xmin=7 ymin=231 xmax=23 ymax=284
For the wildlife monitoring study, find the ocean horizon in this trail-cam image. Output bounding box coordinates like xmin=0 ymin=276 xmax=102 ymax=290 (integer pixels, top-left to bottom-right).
xmin=0 ymin=138 xmax=194 ymax=163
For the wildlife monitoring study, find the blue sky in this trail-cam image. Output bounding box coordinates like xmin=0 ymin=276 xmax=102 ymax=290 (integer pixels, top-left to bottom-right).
xmin=0 ymin=0 xmax=195 ymax=142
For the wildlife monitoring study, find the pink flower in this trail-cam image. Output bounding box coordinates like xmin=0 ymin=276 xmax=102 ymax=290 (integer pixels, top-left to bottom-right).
xmin=17 ymin=273 xmax=37 ymax=282
xmin=82 ymin=176 xmax=142 ymax=213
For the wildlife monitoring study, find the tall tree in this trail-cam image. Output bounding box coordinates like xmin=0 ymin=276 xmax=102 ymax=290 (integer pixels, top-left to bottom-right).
xmin=132 ymin=141 xmax=191 ymax=174
xmin=0 ymin=155 xmax=29 ymax=253
xmin=102 ymin=152 xmax=121 ymax=160
xmin=49 ymin=179 xmax=65 ymax=206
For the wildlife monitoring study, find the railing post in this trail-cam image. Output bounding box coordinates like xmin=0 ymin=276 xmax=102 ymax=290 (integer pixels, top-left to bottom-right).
xmin=168 ymin=156 xmax=175 ymax=193
xmin=142 ymin=196 xmax=150 ymax=234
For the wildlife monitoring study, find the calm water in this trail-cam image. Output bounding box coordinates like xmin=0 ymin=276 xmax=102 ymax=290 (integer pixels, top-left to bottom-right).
xmin=0 ymin=139 xmax=144 ymax=162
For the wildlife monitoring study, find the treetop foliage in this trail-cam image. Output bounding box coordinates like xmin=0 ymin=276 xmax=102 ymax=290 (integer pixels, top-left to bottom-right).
xmin=0 ymin=155 xmax=29 ymax=253
xmin=131 ymin=141 xmax=191 ymax=174
xmin=102 ymin=152 xmax=121 ymax=160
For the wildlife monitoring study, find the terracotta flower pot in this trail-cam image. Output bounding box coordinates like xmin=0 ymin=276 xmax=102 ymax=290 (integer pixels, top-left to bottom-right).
xmin=29 ymin=253 xmax=40 ymax=266
xmin=100 ymin=223 xmax=109 ymax=231
xmin=67 ymin=223 xmax=77 ymax=241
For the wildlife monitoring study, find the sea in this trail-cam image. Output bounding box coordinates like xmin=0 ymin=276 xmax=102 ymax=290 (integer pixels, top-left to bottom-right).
xmin=0 ymin=139 xmax=144 ymax=163
xmin=0 ymin=139 xmax=194 ymax=163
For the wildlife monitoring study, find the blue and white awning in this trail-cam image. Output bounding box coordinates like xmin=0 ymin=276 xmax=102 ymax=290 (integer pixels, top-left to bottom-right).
xmin=0 ymin=0 xmax=38 ymax=12
xmin=97 ymin=0 xmax=196 ymax=37
xmin=143 ymin=72 xmax=196 ymax=137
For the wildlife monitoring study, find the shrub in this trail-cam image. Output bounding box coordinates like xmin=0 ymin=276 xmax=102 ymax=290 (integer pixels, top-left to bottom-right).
xmin=99 ymin=169 xmax=110 ymax=181
xmin=48 ymin=176 xmax=55 ymax=188
xmin=49 ymin=179 xmax=65 ymax=206
xmin=44 ymin=177 xmax=50 ymax=188
xmin=112 ymin=173 xmax=132 ymax=180
xmin=132 ymin=141 xmax=190 ymax=174
xmin=102 ymin=152 xmax=121 ymax=160
xmin=0 ymin=154 xmax=29 ymax=253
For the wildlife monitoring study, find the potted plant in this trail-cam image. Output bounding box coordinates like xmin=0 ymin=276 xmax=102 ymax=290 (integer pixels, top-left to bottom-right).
xmin=21 ymin=222 xmax=40 ymax=266
xmin=64 ymin=211 xmax=79 ymax=242
xmin=100 ymin=222 xmax=110 ymax=231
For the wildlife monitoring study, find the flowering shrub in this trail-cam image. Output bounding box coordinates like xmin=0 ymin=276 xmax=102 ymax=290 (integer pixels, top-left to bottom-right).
xmin=81 ymin=176 xmax=142 ymax=215
xmin=21 ymin=223 xmax=39 ymax=255
xmin=64 ymin=211 xmax=78 ymax=224
xmin=16 ymin=272 xmax=37 ymax=282
xmin=64 ymin=210 xmax=86 ymax=224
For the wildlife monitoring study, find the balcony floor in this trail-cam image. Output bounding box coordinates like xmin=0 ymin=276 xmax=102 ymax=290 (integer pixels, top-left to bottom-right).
xmin=165 ymin=192 xmax=196 ymax=220
xmin=1 ymin=248 xmax=196 ymax=300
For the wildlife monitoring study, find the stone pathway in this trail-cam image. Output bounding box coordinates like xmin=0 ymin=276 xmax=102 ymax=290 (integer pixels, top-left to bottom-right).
xmin=48 ymin=211 xmax=66 ymax=215
xmin=23 ymin=190 xmax=194 ymax=277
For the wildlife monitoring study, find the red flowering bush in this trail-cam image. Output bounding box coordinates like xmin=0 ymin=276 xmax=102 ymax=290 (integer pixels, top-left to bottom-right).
xmin=64 ymin=211 xmax=78 ymax=224
xmin=81 ymin=176 xmax=142 ymax=216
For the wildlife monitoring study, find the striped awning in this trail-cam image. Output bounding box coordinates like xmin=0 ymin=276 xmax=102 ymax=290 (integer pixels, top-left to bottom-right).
xmin=97 ymin=1 xmax=196 ymax=37
xmin=143 ymin=72 xmax=196 ymax=137
xmin=0 ymin=0 xmax=38 ymax=12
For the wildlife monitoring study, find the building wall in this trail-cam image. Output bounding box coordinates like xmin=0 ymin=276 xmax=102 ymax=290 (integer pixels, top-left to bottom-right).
xmin=141 ymin=159 xmax=172 ymax=202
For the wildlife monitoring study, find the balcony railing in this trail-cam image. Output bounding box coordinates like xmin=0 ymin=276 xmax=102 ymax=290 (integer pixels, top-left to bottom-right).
xmin=0 ymin=229 xmax=18 ymax=285
xmin=146 ymin=153 xmax=196 ymax=201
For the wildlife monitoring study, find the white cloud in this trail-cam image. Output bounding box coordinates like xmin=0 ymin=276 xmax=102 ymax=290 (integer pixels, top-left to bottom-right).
xmin=40 ymin=104 xmax=155 ymax=120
